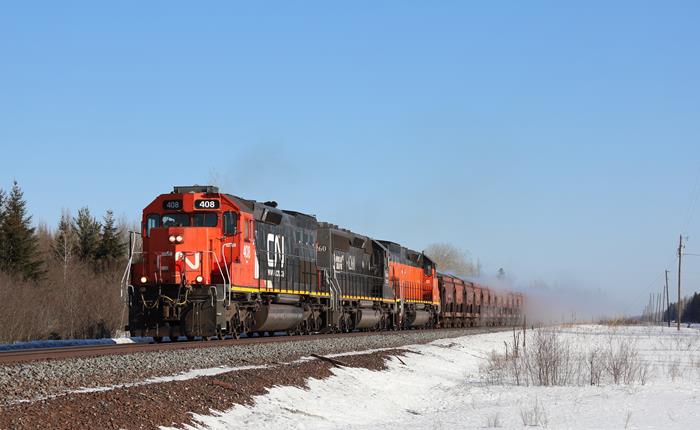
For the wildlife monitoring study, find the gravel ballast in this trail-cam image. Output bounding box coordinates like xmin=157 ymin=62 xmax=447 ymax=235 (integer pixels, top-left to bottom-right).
xmin=0 ymin=328 xmax=502 ymax=406
xmin=0 ymin=348 xmax=408 ymax=429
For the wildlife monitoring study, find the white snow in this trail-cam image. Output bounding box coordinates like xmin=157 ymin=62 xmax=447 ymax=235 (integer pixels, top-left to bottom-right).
xmin=171 ymin=325 xmax=700 ymax=429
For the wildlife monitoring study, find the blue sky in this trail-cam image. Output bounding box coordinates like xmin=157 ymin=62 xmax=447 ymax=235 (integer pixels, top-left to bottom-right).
xmin=2 ymin=2 xmax=699 ymax=314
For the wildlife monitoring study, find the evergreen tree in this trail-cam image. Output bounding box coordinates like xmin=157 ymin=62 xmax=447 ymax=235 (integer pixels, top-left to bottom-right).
xmin=682 ymin=293 xmax=700 ymax=323
xmin=52 ymin=209 xmax=76 ymax=279
xmin=96 ymin=210 xmax=125 ymax=268
xmin=73 ymin=207 xmax=101 ymax=263
xmin=0 ymin=181 xmax=44 ymax=280
xmin=664 ymin=302 xmax=678 ymax=323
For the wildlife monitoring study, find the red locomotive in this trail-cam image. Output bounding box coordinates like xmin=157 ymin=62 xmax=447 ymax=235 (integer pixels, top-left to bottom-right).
xmin=127 ymin=186 xmax=522 ymax=341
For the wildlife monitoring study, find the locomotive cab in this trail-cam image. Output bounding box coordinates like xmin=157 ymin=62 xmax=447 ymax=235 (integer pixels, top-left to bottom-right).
xmin=134 ymin=186 xmax=241 ymax=287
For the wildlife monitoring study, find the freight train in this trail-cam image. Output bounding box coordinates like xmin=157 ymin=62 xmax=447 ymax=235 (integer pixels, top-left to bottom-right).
xmin=126 ymin=186 xmax=523 ymax=341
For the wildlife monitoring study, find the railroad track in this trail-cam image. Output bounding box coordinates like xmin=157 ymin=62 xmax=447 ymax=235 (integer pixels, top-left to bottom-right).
xmin=0 ymin=327 xmax=509 ymax=365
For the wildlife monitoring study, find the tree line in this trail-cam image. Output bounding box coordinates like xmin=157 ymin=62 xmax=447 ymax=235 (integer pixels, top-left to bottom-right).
xmin=0 ymin=181 xmax=131 ymax=343
xmin=663 ymin=293 xmax=700 ymax=324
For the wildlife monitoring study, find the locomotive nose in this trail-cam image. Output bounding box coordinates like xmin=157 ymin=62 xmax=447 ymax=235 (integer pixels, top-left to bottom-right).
xmin=162 ymin=228 xmax=187 ymax=250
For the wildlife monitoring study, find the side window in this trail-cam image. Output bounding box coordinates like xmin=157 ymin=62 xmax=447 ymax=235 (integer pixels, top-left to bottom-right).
xmin=223 ymin=212 xmax=238 ymax=236
xmin=146 ymin=214 xmax=160 ymax=237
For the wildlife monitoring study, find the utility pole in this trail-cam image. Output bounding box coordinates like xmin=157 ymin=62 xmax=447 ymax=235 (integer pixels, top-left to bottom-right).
xmin=665 ymin=269 xmax=670 ymax=327
xmin=677 ymin=235 xmax=684 ymax=331
xmin=654 ymin=293 xmax=658 ymax=323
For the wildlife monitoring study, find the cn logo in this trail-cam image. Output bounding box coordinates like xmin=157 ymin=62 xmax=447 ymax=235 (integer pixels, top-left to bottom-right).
xmin=175 ymin=252 xmax=201 ymax=270
xmin=266 ymin=233 xmax=285 ymax=268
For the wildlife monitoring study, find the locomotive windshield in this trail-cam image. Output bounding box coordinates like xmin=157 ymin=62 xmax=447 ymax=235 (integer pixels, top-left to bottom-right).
xmin=193 ymin=212 xmax=218 ymax=227
xmin=161 ymin=213 xmax=190 ymax=227
xmin=145 ymin=212 xmax=223 ymax=237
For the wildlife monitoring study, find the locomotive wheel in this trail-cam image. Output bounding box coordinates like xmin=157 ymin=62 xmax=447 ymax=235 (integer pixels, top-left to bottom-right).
xmin=229 ymin=314 xmax=242 ymax=339
xmin=153 ymin=336 xmax=163 ymax=343
xmin=187 ymin=336 xmax=195 ymax=341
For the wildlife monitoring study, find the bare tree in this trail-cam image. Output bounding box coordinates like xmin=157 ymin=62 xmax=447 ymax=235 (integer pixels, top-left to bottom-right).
xmin=424 ymin=243 xmax=475 ymax=276
xmin=52 ymin=209 xmax=76 ymax=281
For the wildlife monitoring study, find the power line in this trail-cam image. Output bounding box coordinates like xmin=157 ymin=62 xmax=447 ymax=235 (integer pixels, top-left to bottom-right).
xmin=633 ymin=165 xmax=700 ymax=322
xmin=624 ymin=254 xmax=678 ymax=317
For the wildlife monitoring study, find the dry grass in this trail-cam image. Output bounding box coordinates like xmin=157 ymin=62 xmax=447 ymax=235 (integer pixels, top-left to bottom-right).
xmin=520 ymin=398 xmax=548 ymax=427
xmin=0 ymin=264 xmax=124 ymax=342
xmin=481 ymin=328 xmax=652 ymax=387
xmin=484 ymin=413 xmax=502 ymax=428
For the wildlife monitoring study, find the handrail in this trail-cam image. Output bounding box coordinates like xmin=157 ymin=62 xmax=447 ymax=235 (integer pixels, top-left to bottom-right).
xmin=324 ymin=268 xmax=342 ymax=312
xmin=199 ymin=250 xmax=228 ymax=303
xmin=120 ymin=231 xmax=139 ymax=297
xmin=221 ymin=243 xmax=232 ymax=285
xmin=221 ymin=243 xmax=236 ymax=306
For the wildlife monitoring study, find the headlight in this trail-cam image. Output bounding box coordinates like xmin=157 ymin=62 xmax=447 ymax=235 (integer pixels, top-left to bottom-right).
xmin=140 ymin=276 xmax=148 ymax=284
xmin=168 ymin=235 xmax=176 ymax=243
xmin=195 ymin=275 xmax=204 ymax=283
xmin=176 ymin=235 xmax=184 ymax=243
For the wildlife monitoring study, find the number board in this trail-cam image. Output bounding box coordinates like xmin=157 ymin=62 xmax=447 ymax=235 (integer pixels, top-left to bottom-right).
xmin=194 ymin=199 xmax=221 ymax=210
xmin=162 ymin=199 xmax=183 ymax=210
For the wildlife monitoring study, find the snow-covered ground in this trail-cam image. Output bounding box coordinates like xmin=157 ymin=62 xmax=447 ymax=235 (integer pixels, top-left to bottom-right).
xmin=174 ymin=325 xmax=700 ymax=429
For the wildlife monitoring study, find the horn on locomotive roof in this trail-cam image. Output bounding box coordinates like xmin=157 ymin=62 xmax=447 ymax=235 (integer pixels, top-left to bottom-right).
xmin=263 ymin=201 xmax=278 ymax=208
xmin=173 ymin=185 xmax=220 ymax=194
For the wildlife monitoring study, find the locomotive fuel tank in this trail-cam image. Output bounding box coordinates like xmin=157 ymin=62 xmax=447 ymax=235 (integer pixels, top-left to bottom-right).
xmin=410 ymin=310 xmax=430 ymax=327
xmin=354 ymin=308 xmax=382 ymax=329
xmin=250 ymin=304 xmax=304 ymax=332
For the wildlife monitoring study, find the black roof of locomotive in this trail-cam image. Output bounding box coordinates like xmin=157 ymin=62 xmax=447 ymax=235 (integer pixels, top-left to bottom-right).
xmin=223 ymin=194 xmax=318 ymax=229
xmin=377 ymin=239 xmax=434 ymax=268
xmin=317 ymin=222 xmax=387 ymax=253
